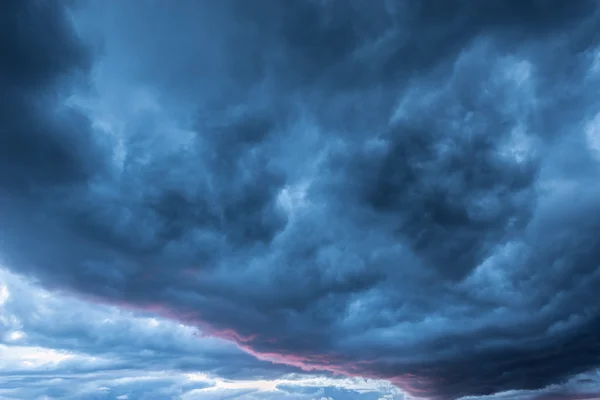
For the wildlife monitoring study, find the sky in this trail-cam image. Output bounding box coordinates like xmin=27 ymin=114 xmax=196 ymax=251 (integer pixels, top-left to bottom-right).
xmin=2 ymin=0 xmax=600 ymax=399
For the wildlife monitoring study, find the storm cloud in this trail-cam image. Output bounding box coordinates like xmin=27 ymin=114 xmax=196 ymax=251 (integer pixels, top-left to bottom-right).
xmin=3 ymin=0 xmax=600 ymax=399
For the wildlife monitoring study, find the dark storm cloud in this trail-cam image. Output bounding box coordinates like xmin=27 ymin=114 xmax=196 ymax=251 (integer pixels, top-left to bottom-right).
xmin=0 ymin=0 xmax=106 ymax=193
xmin=3 ymin=0 xmax=600 ymax=399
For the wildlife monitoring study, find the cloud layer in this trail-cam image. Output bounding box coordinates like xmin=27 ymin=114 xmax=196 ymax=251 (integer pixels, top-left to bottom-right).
xmin=0 ymin=268 xmax=404 ymax=400
xmin=3 ymin=0 xmax=600 ymax=399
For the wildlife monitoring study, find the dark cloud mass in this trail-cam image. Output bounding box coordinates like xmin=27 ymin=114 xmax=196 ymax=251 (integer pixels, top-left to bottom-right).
xmin=0 ymin=0 xmax=105 ymax=192
xmin=3 ymin=0 xmax=600 ymax=398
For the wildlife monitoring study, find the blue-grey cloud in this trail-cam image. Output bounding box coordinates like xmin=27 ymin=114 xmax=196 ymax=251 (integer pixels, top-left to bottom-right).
xmin=3 ymin=0 xmax=600 ymax=399
xmin=0 ymin=0 xmax=107 ymax=192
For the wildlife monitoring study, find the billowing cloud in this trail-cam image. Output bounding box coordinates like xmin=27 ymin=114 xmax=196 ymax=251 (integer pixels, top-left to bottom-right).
xmin=3 ymin=0 xmax=600 ymax=399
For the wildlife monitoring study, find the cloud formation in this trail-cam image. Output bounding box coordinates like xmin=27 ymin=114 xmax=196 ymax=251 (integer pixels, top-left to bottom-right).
xmin=3 ymin=0 xmax=600 ymax=398
xmin=0 ymin=268 xmax=404 ymax=400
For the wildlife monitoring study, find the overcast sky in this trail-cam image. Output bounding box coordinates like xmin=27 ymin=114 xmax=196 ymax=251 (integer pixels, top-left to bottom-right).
xmin=2 ymin=1 xmax=600 ymax=399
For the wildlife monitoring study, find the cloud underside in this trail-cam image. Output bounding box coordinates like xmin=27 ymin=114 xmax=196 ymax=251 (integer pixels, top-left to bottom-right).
xmin=3 ymin=1 xmax=600 ymax=399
